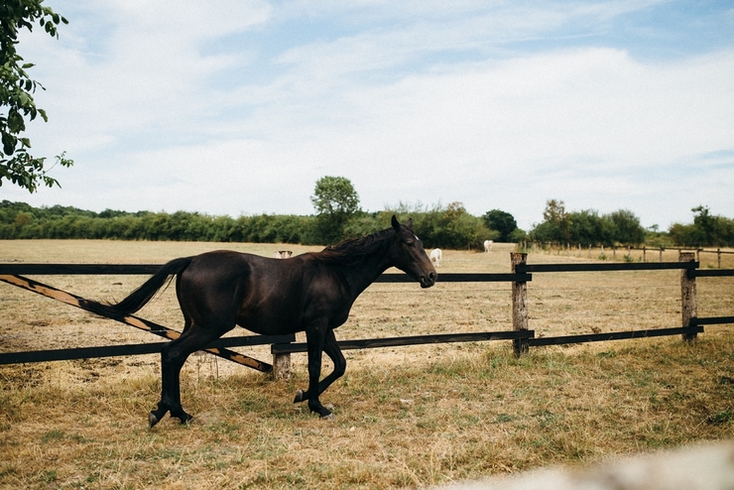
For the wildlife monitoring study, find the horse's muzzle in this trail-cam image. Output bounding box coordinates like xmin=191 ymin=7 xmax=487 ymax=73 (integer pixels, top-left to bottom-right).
xmin=420 ymin=271 xmax=437 ymax=288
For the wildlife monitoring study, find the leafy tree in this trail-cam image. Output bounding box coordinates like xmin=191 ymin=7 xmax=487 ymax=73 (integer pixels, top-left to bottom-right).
xmin=567 ymin=209 xmax=608 ymax=246
xmin=1 ymin=0 xmax=73 ymax=192
xmin=531 ymin=199 xmax=571 ymax=243
xmin=482 ymin=209 xmax=517 ymax=242
xmin=669 ymin=206 xmax=734 ymax=247
xmin=415 ymin=202 xmax=489 ymax=250
xmin=310 ymin=176 xmax=361 ymax=244
xmin=531 ymin=202 xmax=644 ymax=246
xmin=608 ymin=209 xmax=644 ymax=245
xmin=508 ymin=227 xmax=527 ymax=243
xmin=311 ymin=176 xmax=361 ymax=216
xmin=342 ymin=212 xmax=388 ymax=239
xmin=692 ymin=205 xmax=716 ymax=245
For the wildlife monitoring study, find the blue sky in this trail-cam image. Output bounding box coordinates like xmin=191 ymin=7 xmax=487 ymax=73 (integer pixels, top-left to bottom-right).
xmin=5 ymin=0 xmax=733 ymax=231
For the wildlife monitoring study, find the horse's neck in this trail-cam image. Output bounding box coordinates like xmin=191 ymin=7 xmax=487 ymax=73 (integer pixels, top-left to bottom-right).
xmin=337 ymin=251 xmax=392 ymax=299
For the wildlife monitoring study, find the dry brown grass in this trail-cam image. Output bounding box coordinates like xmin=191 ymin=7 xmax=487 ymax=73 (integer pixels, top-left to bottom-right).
xmin=1 ymin=240 xmax=733 ymax=489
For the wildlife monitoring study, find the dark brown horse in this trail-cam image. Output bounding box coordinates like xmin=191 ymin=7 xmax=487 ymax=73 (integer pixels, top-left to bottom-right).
xmin=88 ymin=216 xmax=436 ymax=426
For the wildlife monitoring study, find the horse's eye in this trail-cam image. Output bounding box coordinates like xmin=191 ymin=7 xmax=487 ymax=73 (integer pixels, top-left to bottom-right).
xmin=405 ymin=240 xmax=414 ymax=246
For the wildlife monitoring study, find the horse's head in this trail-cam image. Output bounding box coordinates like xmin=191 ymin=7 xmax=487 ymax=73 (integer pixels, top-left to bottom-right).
xmin=389 ymin=215 xmax=437 ymax=288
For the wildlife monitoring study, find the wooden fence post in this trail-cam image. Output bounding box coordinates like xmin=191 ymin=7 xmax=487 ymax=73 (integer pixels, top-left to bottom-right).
xmin=273 ymin=352 xmax=291 ymax=380
xmin=680 ymin=252 xmax=697 ymax=342
xmin=511 ymin=252 xmax=529 ymax=357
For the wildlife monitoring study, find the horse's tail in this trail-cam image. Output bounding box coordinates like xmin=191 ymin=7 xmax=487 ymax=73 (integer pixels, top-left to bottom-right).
xmin=84 ymin=257 xmax=193 ymax=318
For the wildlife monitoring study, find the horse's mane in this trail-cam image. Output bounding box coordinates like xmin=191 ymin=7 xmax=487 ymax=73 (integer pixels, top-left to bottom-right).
xmin=314 ymin=227 xmax=395 ymax=266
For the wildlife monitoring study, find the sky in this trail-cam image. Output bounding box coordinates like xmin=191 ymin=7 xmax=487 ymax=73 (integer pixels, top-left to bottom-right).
xmin=4 ymin=0 xmax=733 ymax=231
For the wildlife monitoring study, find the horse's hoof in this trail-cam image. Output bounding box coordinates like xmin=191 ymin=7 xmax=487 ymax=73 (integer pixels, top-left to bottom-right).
xmin=321 ymin=413 xmax=335 ymax=420
xmin=148 ymin=412 xmax=160 ymax=428
xmin=175 ymin=412 xmax=194 ymax=425
xmin=293 ymin=389 xmax=305 ymax=403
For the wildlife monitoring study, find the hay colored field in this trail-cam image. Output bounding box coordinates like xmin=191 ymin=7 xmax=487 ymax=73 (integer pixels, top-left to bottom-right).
xmin=1 ymin=240 xmax=733 ymax=489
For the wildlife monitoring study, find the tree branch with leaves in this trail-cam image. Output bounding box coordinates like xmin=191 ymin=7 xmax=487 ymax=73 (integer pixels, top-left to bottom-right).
xmin=1 ymin=0 xmax=73 ymax=192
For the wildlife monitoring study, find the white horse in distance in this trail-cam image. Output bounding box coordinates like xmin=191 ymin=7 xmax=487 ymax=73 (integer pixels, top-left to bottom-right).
xmin=483 ymin=240 xmax=493 ymax=253
xmin=430 ymin=248 xmax=442 ymax=267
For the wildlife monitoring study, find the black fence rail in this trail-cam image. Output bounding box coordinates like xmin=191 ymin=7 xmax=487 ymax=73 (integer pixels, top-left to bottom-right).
xmin=517 ymin=261 xmax=698 ymax=273
xmin=0 ymin=252 xmax=732 ymax=379
xmin=0 ymin=264 xmax=530 ymax=282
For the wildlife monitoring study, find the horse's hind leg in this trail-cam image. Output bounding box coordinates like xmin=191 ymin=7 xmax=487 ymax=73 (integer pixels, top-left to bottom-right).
xmin=316 ymin=329 xmax=346 ymax=399
xmin=149 ymin=324 xmax=221 ymax=427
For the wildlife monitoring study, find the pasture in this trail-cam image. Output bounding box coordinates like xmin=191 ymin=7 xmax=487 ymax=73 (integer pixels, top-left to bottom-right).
xmin=1 ymin=240 xmax=733 ymax=489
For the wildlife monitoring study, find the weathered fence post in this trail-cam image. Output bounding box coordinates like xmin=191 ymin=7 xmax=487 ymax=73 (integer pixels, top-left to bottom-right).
xmin=680 ymin=252 xmax=697 ymax=342
xmin=511 ymin=252 xmax=529 ymax=357
xmin=272 ymin=252 xmax=293 ymax=379
xmin=273 ymin=351 xmax=291 ymax=379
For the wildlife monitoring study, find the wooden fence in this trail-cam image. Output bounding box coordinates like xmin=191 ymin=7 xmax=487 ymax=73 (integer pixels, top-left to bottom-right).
xmin=525 ymin=242 xmax=734 ymax=268
xmin=1 ymin=251 xmax=732 ymax=379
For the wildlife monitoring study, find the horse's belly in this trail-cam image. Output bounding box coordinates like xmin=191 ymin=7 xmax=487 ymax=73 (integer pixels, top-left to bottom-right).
xmin=236 ymin=309 xmax=303 ymax=336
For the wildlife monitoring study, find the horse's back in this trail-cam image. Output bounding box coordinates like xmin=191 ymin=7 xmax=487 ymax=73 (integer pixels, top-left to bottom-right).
xmin=176 ymin=250 xmax=341 ymax=335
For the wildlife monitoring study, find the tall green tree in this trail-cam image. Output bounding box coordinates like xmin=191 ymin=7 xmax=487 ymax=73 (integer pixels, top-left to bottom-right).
xmin=692 ymin=206 xmax=717 ymax=245
xmin=310 ymin=176 xmax=361 ymax=244
xmin=567 ymin=209 xmax=608 ymax=246
xmin=482 ymin=209 xmax=517 ymax=242
xmin=608 ymin=209 xmax=644 ymax=245
xmin=1 ymin=0 xmax=73 ymax=192
xmin=669 ymin=206 xmax=734 ymax=247
xmin=532 ymin=199 xmax=571 ymax=243
xmin=311 ymin=176 xmax=361 ymax=216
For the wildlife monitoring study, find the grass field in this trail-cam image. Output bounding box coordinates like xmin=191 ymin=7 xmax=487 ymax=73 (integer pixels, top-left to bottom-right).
xmin=1 ymin=240 xmax=733 ymax=489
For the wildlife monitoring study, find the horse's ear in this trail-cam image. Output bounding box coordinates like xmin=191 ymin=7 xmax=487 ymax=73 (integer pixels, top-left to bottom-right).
xmin=406 ymin=218 xmax=413 ymax=230
xmin=391 ymin=215 xmax=401 ymax=232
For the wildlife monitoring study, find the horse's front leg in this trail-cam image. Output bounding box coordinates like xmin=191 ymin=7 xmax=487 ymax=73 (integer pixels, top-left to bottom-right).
xmin=294 ymin=323 xmax=335 ymax=418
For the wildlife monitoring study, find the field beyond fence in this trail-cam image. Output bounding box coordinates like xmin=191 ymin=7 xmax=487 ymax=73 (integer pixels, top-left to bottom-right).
xmin=1 ymin=240 xmax=733 ymax=489
xmin=526 ymin=241 xmax=734 ymax=268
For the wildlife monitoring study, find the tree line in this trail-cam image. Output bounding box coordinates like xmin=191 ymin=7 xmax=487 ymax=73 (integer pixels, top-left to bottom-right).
xmin=0 ymin=199 xmax=506 ymax=248
xmin=527 ymin=200 xmax=734 ymax=248
xmin=528 ymin=199 xmax=646 ymax=247
xmin=2 ymin=197 xmax=731 ymax=249
xmin=668 ymin=206 xmax=734 ymax=248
